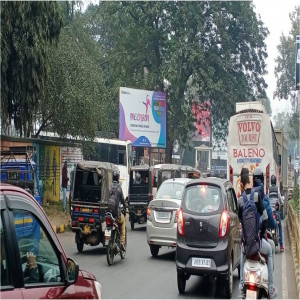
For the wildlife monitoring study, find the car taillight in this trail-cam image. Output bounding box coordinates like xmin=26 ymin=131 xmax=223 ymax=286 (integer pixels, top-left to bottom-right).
xmin=147 ymin=206 xmax=152 ymax=221
xmin=89 ymin=218 xmax=95 ymax=223
xmin=177 ymin=208 xmax=184 ymax=236
xmin=219 ymin=210 xmax=229 ymax=238
xmin=106 ymin=216 xmax=112 ymax=225
xmin=75 ymin=207 xmax=79 ymax=212
xmin=94 ymin=208 xmax=99 ymax=213
xmin=78 ymin=217 xmax=84 ymax=222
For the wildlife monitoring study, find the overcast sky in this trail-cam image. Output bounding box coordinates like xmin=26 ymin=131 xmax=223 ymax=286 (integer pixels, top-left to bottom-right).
xmin=252 ymin=0 xmax=299 ymax=117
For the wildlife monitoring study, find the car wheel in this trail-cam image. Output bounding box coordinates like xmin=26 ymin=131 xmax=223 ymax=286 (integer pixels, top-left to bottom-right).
xmin=224 ymin=258 xmax=233 ymax=299
xmin=150 ymin=244 xmax=159 ymax=257
xmin=76 ymin=240 xmax=84 ymax=253
xmin=177 ymin=271 xmax=186 ymax=294
xmin=131 ymin=221 xmax=135 ymax=230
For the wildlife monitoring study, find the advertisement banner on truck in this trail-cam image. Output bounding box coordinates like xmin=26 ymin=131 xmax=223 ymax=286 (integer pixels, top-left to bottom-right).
xmin=119 ymin=87 xmax=166 ymax=148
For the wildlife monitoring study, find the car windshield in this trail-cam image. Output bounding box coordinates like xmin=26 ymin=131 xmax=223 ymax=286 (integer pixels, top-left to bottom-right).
xmin=185 ymin=185 xmax=221 ymax=213
xmin=156 ymin=182 xmax=184 ymax=200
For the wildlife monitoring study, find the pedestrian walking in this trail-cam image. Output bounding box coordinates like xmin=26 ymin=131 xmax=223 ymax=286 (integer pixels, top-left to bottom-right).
xmin=62 ymin=160 xmax=69 ymax=213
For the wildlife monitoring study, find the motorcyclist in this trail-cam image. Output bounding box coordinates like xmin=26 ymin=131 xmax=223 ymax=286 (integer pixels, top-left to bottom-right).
xmin=268 ymin=175 xmax=284 ymax=252
xmin=253 ymin=168 xmax=277 ymax=268
xmin=238 ymin=167 xmax=277 ymax=299
xmin=112 ymin=169 xmax=127 ymax=251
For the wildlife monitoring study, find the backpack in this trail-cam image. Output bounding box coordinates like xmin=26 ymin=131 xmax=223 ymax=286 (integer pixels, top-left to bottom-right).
xmin=268 ymin=185 xmax=279 ymax=211
xmin=108 ymin=185 xmax=119 ymax=218
xmin=241 ymin=189 xmax=261 ymax=258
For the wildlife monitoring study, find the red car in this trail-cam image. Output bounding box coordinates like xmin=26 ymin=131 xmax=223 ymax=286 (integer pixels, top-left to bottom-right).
xmin=0 ymin=183 xmax=101 ymax=299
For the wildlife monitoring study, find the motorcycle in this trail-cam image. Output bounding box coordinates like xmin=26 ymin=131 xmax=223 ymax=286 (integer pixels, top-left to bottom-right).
xmin=104 ymin=209 xmax=127 ymax=266
xmin=243 ymin=252 xmax=269 ymax=299
xmin=271 ymin=211 xmax=280 ymax=248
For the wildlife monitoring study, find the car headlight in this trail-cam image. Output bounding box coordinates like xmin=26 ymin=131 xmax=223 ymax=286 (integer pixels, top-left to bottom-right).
xmin=94 ymin=280 xmax=101 ymax=299
xmin=245 ymin=270 xmax=261 ymax=284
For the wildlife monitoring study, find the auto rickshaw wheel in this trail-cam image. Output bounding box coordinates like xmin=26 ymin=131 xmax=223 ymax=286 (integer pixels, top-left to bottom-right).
xmin=131 ymin=221 xmax=135 ymax=230
xmin=150 ymin=244 xmax=159 ymax=257
xmin=76 ymin=240 xmax=84 ymax=252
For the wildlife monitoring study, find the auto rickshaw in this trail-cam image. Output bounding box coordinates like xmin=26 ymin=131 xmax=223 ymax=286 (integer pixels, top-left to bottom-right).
xmin=69 ymin=161 xmax=118 ymax=252
xmin=154 ymin=164 xmax=201 ymax=196
xmin=128 ymin=165 xmax=153 ymax=230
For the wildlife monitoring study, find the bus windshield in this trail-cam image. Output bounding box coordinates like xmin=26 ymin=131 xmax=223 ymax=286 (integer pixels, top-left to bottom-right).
xmin=91 ymin=143 xmax=127 ymax=166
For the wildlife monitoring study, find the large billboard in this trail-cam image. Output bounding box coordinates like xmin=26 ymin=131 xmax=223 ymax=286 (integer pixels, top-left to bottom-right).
xmin=119 ymin=87 xmax=166 ymax=148
xmin=192 ymin=100 xmax=210 ymax=142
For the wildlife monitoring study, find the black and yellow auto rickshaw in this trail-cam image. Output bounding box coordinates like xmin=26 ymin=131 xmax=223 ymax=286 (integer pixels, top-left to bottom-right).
xmin=128 ymin=165 xmax=153 ymax=230
xmin=69 ymin=161 xmax=118 ymax=252
xmin=155 ymin=164 xmax=201 ymax=191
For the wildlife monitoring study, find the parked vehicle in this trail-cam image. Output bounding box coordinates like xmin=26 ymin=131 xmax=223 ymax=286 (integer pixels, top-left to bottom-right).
xmin=152 ymin=164 xmax=200 ymax=197
xmin=0 ymin=183 xmax=101 ymax=299
xmin=104 ymin=209 xmax=127 ymax=266
xmin=147 ymin=178 xmax=192 ymax=257
xmin=243 ymin=253 xmax=269 ymax=299
xmin=69 ymin=160 xmax=118 ymax=252
xmin=176 ymin=177 xmax=241 ymax=299
xmin=128 ymin=165 xmax=153 ymax=230
xmin=1 ymin=150 xmax=42 ymax=204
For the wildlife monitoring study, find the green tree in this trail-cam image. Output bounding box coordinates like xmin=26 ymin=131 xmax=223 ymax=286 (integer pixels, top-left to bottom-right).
xmin=89 ymin=1 xmax=269 ymax=161
xmin=1 ymin=1 xmax=62 ymax=137
xmin=274 ymin=6 xmax=300 ymax=107
xmin=35 ymin=14 xmax=110 ymax=140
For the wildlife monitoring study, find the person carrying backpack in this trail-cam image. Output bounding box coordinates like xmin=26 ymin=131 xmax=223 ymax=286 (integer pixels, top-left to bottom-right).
xmin=108 ymin=169 xmax=127 ymax=251
xmin=268 ymin=175 xmax=284 ymax=252
xmin=238 ymin=167 xmax=277 ymax=299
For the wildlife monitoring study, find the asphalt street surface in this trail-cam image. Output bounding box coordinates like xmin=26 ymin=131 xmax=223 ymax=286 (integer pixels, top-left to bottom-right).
xmin=59 ymin=218 xmax=297 ymax=299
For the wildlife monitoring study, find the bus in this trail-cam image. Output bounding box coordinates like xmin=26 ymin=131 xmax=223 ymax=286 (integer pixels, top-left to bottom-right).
xmin=86 ymin=138 xmax=133 ymax=200
xmin=227 ymin=101 xmax=280 ymax=198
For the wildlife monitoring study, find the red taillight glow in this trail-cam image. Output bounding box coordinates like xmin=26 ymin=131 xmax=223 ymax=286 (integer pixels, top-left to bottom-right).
xmin=78 ymin=217 xmax=84 ymax=222
xmin=75 ymin=207 xmax=79 ymax=212
xmin=219 ymin=210 xmax=230 ymax=238
xmin=94 ymin=209 xmax=99 ymax=213
xmin=177 ymin=208 xmax=184 ymax=236
xmin=106 ymin=217 xmax=112 ymax=225
xmin=89 ymin=218 xmax=95 ymax=223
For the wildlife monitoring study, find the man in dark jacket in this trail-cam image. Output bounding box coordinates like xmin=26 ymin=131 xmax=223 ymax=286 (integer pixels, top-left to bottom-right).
xmin=62 ymin=161 xmax=69 ymax=213
xmin=238 ymin=167 xmax=277 ymax=299
xmin=111 ymin=169 xmax=127 ymax=251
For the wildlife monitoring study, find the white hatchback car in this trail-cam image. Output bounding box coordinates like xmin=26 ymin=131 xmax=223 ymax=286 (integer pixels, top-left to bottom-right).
xmin=146 ymin=178 xmax=192 ymax=257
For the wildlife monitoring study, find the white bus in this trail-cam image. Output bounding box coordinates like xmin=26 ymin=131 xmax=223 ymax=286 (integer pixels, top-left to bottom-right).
xmin=89 ymin=138 xmax=133 ymax=200
xmin=227 ymin=102 xmax=280 ymax=198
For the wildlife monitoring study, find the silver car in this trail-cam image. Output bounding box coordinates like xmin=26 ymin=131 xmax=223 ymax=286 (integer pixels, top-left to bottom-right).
xmin=146 ymin=178 xmax=192 ymax=257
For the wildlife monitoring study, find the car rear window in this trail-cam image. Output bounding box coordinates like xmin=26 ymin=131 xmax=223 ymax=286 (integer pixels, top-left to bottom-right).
xmin=156 ymin=182 xmax=184 ymax=200
xmin=185 ymin=185 xmax=221 ymax=213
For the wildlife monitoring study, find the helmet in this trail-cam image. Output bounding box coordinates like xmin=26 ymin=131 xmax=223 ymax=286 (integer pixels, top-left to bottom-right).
xmin=271 ymin=175 xmax=276 ymax=185
xmin=113 ymin=169 xmax=120 ymax=182
xmin=253 ymin=167 xmax=264 ymax=183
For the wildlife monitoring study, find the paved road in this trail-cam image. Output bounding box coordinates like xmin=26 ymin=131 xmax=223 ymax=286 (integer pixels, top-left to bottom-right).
xmin=59 ymin=219 xmax=297 ymax=299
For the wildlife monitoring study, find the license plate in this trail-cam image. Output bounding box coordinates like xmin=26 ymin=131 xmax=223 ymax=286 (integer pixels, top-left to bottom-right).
xmin=81 ymin=208 xmax=92 ymax=213
xmin=84 ymin=225 xmax=90 ymax=233
xmin=246 ymin=289 xmax=257 ymax=299
xmin=157 ymin=212 xmax=170 ymax=219
xmin=105 ymin=229 xmax=111 ymax=237
xmin=192 ymin=257 xmax=211 ymax=268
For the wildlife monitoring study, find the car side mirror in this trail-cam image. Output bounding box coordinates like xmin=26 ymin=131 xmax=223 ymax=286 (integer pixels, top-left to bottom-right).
xmin=66 ymin=258 xmax=79 ymax=284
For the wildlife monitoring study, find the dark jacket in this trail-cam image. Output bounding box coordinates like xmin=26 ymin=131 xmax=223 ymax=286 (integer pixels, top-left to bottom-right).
xmin=238 ymin=187 xmax=268 ymax=239
xmin=62 ymin=165 xmax=69 ymax=188
xmin=112 ymin=181 xmax=126 ymax=208
xmin=254 ymin=179 xmax=277 ymax=230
